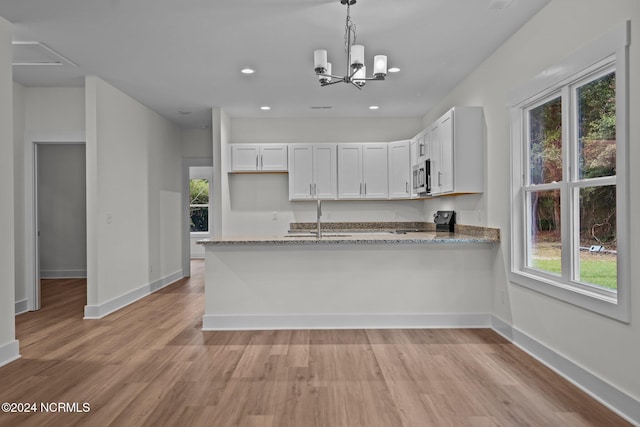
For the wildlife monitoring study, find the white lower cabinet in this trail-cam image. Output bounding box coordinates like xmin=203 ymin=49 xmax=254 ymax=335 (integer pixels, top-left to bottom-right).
xmin=288 ymin=144 xmax=337 ymax=200
xmin=338 ymin=143 xmax=388 ymax=199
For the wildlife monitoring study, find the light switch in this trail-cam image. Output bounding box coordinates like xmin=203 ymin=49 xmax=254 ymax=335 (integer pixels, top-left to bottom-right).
xmin=106 ymin=213 xmax=112 ymax=224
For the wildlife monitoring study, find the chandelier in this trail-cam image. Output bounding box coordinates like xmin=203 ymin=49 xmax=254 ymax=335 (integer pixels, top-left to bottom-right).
xmin=313 ymin=0 xmax=388 ymax=89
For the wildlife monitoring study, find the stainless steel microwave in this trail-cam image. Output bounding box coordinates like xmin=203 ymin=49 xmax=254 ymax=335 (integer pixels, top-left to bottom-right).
xmin=412 ymin=159 xmax=431 ymax=195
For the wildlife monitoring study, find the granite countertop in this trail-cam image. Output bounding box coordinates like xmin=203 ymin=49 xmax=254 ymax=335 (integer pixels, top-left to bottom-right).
xmin=197 ymin=222 xmax=500 ymax=246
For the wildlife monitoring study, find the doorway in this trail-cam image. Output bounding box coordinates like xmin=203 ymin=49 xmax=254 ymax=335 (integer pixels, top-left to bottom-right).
xmin=188 ymin=166 xmax=213 ymax=259
xmin=33 ymin=143 xmax=87 ymax=311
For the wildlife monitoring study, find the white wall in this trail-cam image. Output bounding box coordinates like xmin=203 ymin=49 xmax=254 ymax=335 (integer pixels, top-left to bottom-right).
xmin=182 ymin=127 xmax=213 ymax=158
xmin=13 ymin=86 xmax=86 ymax=311
xmin=13 ymin=82 xmax=25 ymax=311
xmin=85 ymin=76 xmax=183 ymax=317
xmin=0 ymin=16 xmax=19 ymax=366
xmin=218 ymin=117 xmax=425 ymax=236
xmin=422 ymin=0 xmax=640 ymax=413
xmin=25 ymin=87 xmax=85 ymax=133
xmin=37 ymin=144 xmax=87 ymax=278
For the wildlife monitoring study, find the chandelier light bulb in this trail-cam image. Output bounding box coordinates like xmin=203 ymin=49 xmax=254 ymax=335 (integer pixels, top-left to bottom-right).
xmin=350 ymin=45 xmax=364 ymax=69
xmin=354 ymin=65 xmax=366 ymax=87
xmin=314 ymin=50 xmax=328 ymax=74
xmin=319 ymin=62 xmax=332 ymax=84
xmin=374 ymin=55 xmax=387 ymax=78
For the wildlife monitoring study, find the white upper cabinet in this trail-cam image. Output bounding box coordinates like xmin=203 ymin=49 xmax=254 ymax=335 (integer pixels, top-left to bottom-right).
xmin=337 ymin=144 xmax=363 ymax=198
xmin=288 ymin=144 xmax=337 ymax=200
xmin=260 ymin=144 xmax=288 ymax=171
xmin=312 ymin=145 xmax=338 ymax=199
xmin=429 ymin=106 xmax=484 ymax=196
xmin=338 ymin=143 xmax=388 ymax=199
xmin=230 ymin=144 xmax=287 ymax=172
xmin=388 ymin=140 xmax=411 ymax=199
xmin=230 ymin=144 xmax=260 ymax=171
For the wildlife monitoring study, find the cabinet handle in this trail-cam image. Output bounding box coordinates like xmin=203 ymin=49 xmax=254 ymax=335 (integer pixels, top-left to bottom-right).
xmin=310 ymin=183 xmax=313 ymax=196
xmin=260 ymin=155 xmax=263 ymax=169
xmin=406 ymin=181 xmax=409 ymax=193
xmin=314 ymin=183 xmax=317 ymax=196
xmin=256 ymin=155 xmax=259 ymax=169
xmin=364 ymin=183 xmax=367 ymax=195
xmin=438 ymin=171 xmax=442 ymax=186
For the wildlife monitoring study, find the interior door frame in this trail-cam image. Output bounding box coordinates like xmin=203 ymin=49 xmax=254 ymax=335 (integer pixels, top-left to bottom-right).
xmin=25 ymin=131 xmax=85 ymax=311
xmin=182 ymin=157 xmax=213 ymax=278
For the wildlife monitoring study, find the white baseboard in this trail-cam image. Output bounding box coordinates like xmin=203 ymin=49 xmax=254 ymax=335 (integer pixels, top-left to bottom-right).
xmin=84 ymin=270 xmax=183 ymax=319
xmin=0 ymin=340 xmax=20 ymax=368
xmin=15 ymin=299 xmax=28 ymax=315
xmin=202 ymin=313 xmax=492 ymax=331
xmin=491 ymin=316 xmax=639 ymax=426
xmin=40 ymin=269 xmax=87 ymax=279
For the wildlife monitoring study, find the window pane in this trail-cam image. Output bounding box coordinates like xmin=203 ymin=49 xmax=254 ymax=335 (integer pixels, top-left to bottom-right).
xmin=577 ymin=185 xmax=616 ymax=289
xmin=577 ymin=72 xmax=616 ymax=179
xmin=529 ymin=97 xmax=562 ymax=184
xmin=190 ymin=179 xmax=209 ymax=204
xmin=527 ymin=189 xmax=562 ymax=274
xmin=190 ymin=206 xmax=208 ymax=232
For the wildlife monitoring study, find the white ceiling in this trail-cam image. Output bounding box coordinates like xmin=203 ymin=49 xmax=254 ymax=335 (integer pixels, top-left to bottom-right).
xmin=1 ymin=0 xmax=550 ymax=128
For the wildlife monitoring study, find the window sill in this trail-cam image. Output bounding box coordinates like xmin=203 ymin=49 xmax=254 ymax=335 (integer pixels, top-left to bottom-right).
xmin=510 ymin=269 xmax=629 ymax=323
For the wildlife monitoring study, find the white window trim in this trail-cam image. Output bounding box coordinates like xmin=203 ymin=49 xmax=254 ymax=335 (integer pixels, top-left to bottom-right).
xmin=508 ymin=21 xmax=630 ymax=322
xmin=189 ymin=169 xmax=213 ymax=236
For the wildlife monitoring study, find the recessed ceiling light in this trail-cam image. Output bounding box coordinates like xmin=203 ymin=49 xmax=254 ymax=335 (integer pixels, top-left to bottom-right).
xmin=369 ymin=105 xmax=380 ymax=110
xmin=260 ymin=106 xmax=271 ymax=110
xmin=388 ymin=67 xmax=400 ymax=73
xmin=241 ymin=68 xmax=255 ymax=74
xmin=178 ymin=111 xmax=192 ymax=115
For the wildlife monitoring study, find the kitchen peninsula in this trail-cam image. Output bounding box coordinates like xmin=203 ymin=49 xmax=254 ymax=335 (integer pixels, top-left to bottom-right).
xmin=199 ymin=222 xmax=499 ymax=331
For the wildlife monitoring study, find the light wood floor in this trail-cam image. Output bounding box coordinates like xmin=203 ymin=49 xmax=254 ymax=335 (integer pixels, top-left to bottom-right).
xmin=1 ymin=261 xmax=630 ymax=427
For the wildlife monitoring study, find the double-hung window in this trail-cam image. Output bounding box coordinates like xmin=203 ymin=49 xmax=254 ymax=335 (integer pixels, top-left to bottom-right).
xmin=509 ymin=23 xmax=630 ymax=322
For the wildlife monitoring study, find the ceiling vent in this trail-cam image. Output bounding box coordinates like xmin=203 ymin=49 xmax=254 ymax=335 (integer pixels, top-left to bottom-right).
xmin=12 ymin=41 xmax=77 ymax=67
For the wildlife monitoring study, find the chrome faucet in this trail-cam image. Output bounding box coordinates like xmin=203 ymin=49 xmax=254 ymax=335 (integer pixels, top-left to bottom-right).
xmin=316 ymin=199 xmax=322 ymax=239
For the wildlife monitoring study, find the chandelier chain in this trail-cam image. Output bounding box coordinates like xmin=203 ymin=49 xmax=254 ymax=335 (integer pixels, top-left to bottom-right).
xmin=344 ymin=3 xmax=356 ymax=53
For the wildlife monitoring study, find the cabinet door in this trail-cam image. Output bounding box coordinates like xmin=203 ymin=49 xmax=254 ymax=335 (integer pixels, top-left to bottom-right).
xmin=260 ymin=144 xmax=288 ymax=171
xmin=313 ymin=144 xmax=337 ymax=199
xmin=231 ymin=144 xmax=259 ymax=171
xmin=288 ymin=145 xmax=313 ymax=200
xmin=429 ymin=121 xmax=442 ymax=195
xmin=438 ymin=111 xmax=454 ymax=193
xmin=337 ymin=144 xmax=363 ymax=198
xmin=388 ymin=140 xmax=410 ymax=199
xmin=362 ymin=143 xmax=388 ymax=199
xmin=410 ymin=137 xmax=418 ymax=166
